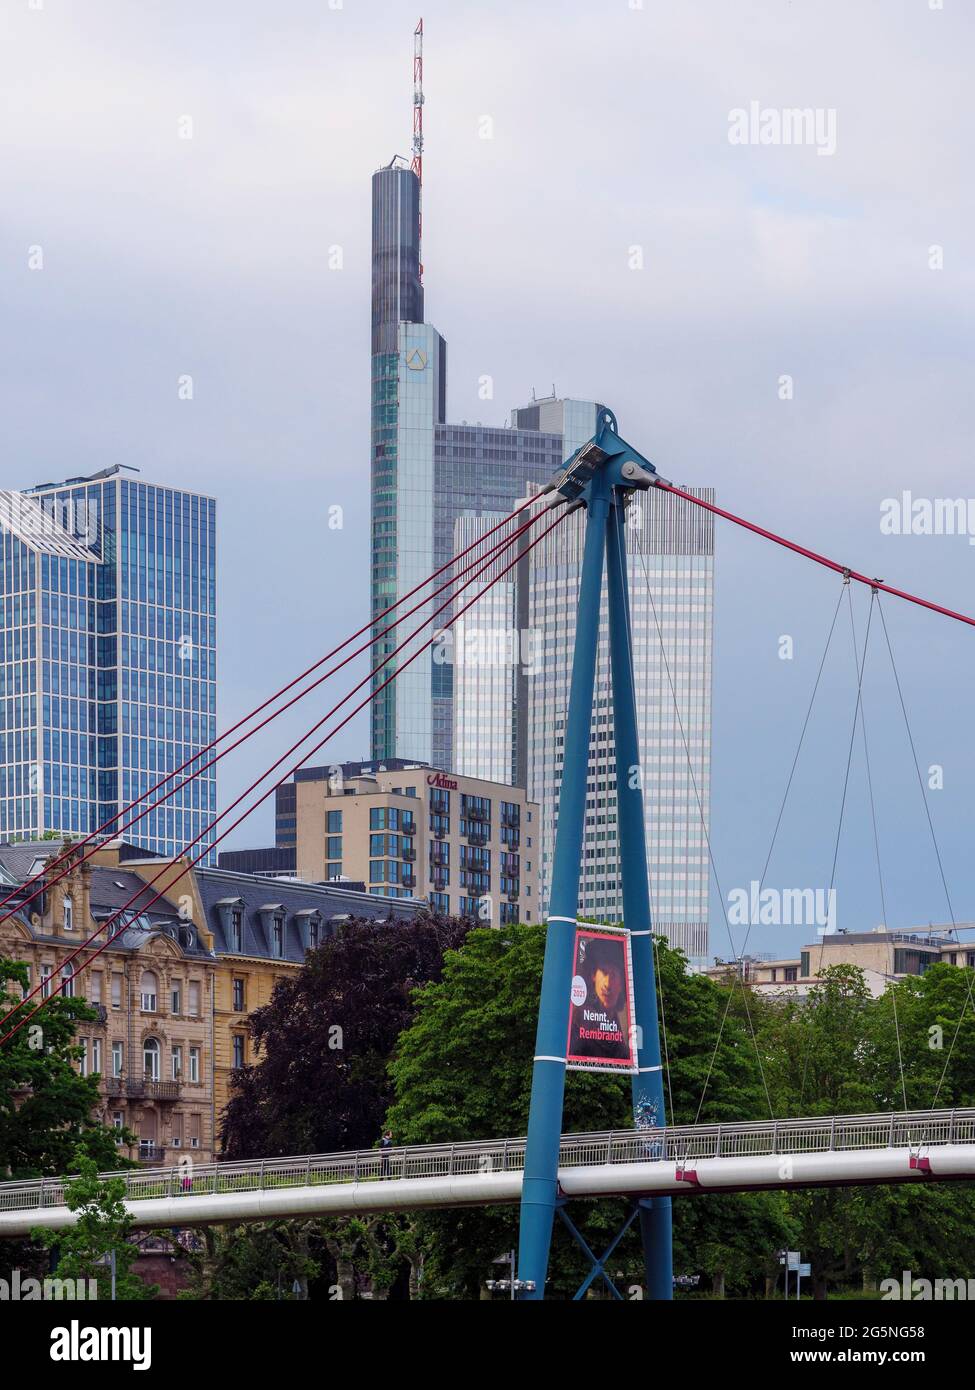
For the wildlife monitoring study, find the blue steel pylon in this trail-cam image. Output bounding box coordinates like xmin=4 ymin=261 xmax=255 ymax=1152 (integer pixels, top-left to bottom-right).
xmin=516 ymin=408 xmax=673 ymax=1300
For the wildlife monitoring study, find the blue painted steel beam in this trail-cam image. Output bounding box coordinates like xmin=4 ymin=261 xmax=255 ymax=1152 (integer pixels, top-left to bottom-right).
xmin=605 ymin=496 xmax=673 ymax=1299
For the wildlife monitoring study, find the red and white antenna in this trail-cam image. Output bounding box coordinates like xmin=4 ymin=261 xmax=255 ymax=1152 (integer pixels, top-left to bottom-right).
xmin=412 ymin=18 xmax=424 ymax=279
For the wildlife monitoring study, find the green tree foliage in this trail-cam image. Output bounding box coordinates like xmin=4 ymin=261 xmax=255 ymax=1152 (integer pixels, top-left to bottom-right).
xmin=387 ymin=925 xmax=785 ymax=1298
xmin=32 ymin=1149 xmax=157 ymax=1301
xmin=0 ymin=958 xmax=133 ymax=1178
xmin=221 ymin=913 xmax=470 ymax=1159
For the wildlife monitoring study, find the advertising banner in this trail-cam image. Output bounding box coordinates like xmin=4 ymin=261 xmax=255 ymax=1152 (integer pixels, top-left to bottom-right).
xmin=566 ymin=925 xmax=637 ymax=1073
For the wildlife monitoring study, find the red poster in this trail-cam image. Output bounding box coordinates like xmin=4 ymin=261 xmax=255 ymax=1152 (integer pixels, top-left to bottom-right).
xmin=566 ymin=927 xmax=636 ymax=1072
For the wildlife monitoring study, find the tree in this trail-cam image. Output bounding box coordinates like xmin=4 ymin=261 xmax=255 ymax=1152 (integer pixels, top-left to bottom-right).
xmin=387 ymin=924 xmax=783 ymax=1298
xmin=0 ymin=958 xmax=133 ymax=1178
xmin=32 ymin=1149 xmax=157 ymax=1301
xmin=221 ymin=913 xmax=471 ymax=1159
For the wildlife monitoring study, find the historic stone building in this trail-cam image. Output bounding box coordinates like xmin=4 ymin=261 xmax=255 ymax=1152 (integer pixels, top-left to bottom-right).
xmin=0 ymin=839 xmax=217 ymax=1165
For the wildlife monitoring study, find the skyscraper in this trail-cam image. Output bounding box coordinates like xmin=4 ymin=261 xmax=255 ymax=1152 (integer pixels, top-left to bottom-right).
xmin=520 ymin=486 xmax=715 ymax=959
xmin=0 ymin=469 xmax=217 ymax=859
xmin=368 ymin=117 xmax=714 ymax=959
xmin=369 ymin=159 xmax=577 ymax=769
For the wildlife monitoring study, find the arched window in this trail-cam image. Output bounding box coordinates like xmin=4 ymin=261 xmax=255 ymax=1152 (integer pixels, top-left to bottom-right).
xmin=140 ymin=971 xmax=158 ymax=1012
xmin=143 ymin=1037 xmax=160 ymax=1081
xmin=63 ymin=897 xmax=73 ymax=931
xmin=61 ymin=964 xmax=75 ymax=999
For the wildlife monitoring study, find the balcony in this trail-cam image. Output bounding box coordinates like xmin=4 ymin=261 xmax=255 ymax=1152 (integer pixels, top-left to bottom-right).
xmin=402 ymin=873 xmax=416 ymax=890
xmin=401 ymin=821 xmax=417 ymax=836
xmin=138 ymin=1145 xmax=165 ymax=1165
xmin=429 ymin=796 xmax=450 ymax=815
xmin=466 ymin=830 xmax=489 ymax=847
xmin=107 ymin=1076 xmax=181 ymax=1101
xmin=501 ymin=808 xmax=521 ymax=829
xmin=402 ymin=845 xmax=416 ymax=862
xmin=466 ymin=806 xmax=489 ymax=823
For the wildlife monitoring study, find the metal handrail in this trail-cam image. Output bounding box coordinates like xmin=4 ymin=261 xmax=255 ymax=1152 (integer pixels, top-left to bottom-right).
xmin=2 ymin=1106 xmax=973 ymax=1215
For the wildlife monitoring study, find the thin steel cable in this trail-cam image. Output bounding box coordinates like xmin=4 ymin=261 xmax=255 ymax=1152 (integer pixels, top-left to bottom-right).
xmin=0 ymin=507 xmax=546 ymax=1029
xmin=0 ymin=494 xmax=544 ymax=929
xmin=847 ymin=588 xmax=908 ymax=1112
xmin=693 ymin=581 xmax=847 ymax=1121
xmin=876 ymin=597 xmax=956 ymax=927
xmin=631 ymin=529 xmax=774 ymax=1122
xmin=799 ymin=590 xmax=876 ymax=1107
xmin=1 ymin=514 xmax=567 ymax=1047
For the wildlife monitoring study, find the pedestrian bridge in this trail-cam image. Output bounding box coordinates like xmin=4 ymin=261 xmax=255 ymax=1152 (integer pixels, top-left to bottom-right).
xmin=2 ymin=1107 xmax=973 ymax=1237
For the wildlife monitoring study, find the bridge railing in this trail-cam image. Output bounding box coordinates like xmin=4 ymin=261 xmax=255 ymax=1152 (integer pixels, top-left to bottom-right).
xmin=1 ymin=1106 xmax=972 ymax=1215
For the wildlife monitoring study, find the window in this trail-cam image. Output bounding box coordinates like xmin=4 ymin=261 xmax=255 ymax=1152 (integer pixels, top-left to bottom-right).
xmin=232 ymin=978 xmax=245 ymax=1011
xmin=233 ymin=1035 xmax=245 ymax=1068
xmin=139 ymin=970 xmax=157 ymax=1012
xmin=189 ymin=1047 xmax=200 ymax=1083
xmin=111 ymin=973 xmax=123 ymax=1009
xmin=327 ymin=810 xmax=342 ymax=833
xmin=308 ymin=919 xmax=320 ymax=949
xmin=63 ymin=897 xmax=74 ymax=931
xmin=172 ymin=1045 xmax=183 ymax=1080
xmin=112 ymin=1041 xmax=124 ymax=1078
xmin=188 ymin=1114 xmax=201 ymax=1148
xmin=272 ymin=917 xmax=284 ymax=959
xmin=90 ymin=970 xmax=103 ymax=1005
xmin=188 ymin=981 xmax=200 ymax=1017
xmin=92 ymin=1039 xmax=102 ymax=1075
xmin=784 ymin=967 xmax=798 ymax=983
xmin=61 ymin=965 xmax=75 ymax=999
xmin=171 ymin=982 xmax=182 ymax=1014
xmin=326 ymin=836 xmax=342 ymax=859
xmin=40 ymin=965 xmax=53 ymax=999
xmin=78 ymin=1038 xmax=88 ymax=1076
xmin=171 ymin=1114 xmax=184 ymax=1148
xmin=113 ymin=1111 xmax=125 ymax=1136
xmin=230 ymin=908 xmax=243 ymax=953
xmin=143 ymin=1037 xmax=160 ymax=1081
xmin=800 ymin=952 xmax=810 ymax=978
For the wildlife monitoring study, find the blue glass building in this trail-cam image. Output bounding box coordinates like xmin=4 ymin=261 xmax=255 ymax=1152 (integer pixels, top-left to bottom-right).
xmin=369 ymin=159 xmax=598 ymax=769
xmin=0 ymin=469 xmax=217 ymax=859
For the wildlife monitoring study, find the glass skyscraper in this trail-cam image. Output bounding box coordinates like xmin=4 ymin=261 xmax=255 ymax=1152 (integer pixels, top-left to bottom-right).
xmin=367 ymin=146 xmax=714 ymax=959
xmin=519 ymin=487 xmax=715 ymax=959
xmin=370 ymin=157 xmax=568 ymax=769
xmin=0 ymin=468 xmax=217 ymax=859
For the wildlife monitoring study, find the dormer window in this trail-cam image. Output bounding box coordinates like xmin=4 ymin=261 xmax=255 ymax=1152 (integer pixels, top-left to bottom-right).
xmin=272 ymin=916 xmax=284 ymax=960
xmin=309 ymin=919 xmax=320 ymax=949
xmin=63 ymin=897 xmax=73 ymax=932
xmin=231 ymin=909 xmax=243 ymax=953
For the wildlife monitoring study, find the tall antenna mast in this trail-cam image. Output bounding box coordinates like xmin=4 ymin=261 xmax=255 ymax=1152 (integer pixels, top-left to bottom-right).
xmin=412 ymin=17 xmax=424 ymax=280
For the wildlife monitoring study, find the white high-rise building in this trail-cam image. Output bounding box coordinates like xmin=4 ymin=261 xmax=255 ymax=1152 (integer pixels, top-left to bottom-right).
xmin=521 ymin=485 xmax=714 ymax=960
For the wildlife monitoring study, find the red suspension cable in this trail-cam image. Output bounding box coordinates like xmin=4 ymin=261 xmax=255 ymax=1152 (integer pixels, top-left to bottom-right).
xmin=0 ymin=503 xmax=546 ymax=946
xmin=657 ymin=481 xmax=975 ymax=629
xmin=0 ymin=494 xmax=548 ymax=928
xmin=0 ymin=511 xmax=564 ymax=1046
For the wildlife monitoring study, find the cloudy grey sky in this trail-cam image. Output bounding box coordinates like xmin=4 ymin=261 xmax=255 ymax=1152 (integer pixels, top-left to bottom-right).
xmin=2 ymin=0 xmax=973 ymax=958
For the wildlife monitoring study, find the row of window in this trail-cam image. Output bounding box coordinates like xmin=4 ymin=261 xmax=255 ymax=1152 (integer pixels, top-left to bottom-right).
xmin=77 ymin=1035 xmax=203 ymax=1084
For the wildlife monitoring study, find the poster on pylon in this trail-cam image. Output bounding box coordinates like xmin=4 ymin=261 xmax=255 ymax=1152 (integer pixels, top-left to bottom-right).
xmin=565 ymin=924 xmax=638 ymax=1074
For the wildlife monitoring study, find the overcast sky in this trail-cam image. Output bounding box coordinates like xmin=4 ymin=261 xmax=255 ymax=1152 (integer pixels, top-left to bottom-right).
xmin=2 ymin=0 xmax=973 ymax=959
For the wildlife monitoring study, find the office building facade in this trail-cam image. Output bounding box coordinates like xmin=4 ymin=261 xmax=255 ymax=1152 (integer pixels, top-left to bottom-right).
xmin=0 ymin=469 xmax=217 ymax=859
xmin=276 ymin=758 xmax=538 ymax=926
xmin=519 ymin=486 xmax=715 ymax=958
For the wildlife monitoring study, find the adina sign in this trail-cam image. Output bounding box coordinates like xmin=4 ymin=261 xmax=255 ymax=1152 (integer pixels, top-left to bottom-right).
xmin=426 ymin=772 xmax=458 ymax=791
